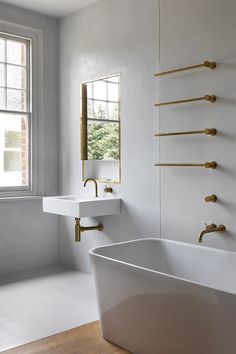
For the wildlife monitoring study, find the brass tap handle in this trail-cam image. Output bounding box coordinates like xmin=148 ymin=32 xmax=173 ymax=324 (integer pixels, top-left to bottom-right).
xmin=206 ymin=223 xmax=217 ymax=230
xmin=205 ymin=194 xmax=217 ymax=203
xmin=104 ymin=186 xmax=113 ymax=193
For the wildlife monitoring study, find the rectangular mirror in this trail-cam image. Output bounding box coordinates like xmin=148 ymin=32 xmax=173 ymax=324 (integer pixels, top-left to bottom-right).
xmin=81 ymin=74 xmax=121 ymax=183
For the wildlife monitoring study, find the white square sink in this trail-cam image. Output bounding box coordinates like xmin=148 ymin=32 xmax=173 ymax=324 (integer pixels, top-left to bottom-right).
xmin=43 ymin=195 xmax=121 ymax=218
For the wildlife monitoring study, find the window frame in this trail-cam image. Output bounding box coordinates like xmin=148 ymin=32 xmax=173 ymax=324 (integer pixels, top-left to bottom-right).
xmin=85 ymin=74 xmax=121 ymax=161
xmin=0 ymin=20 xmax=43 ymax=198
xmin=87 ymin=76 xmax=120 ymax=124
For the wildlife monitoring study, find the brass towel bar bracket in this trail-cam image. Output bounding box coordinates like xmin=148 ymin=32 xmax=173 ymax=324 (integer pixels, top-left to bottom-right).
xmin=155 ymin=161 xmax=217 ymax=169
xmin=155 ymin=61 xmax=216 ymax=77
xmin=155 ymin=128 xmax=217 ymax=137
xmin=155 ymin=95 xmax=216 ymax=107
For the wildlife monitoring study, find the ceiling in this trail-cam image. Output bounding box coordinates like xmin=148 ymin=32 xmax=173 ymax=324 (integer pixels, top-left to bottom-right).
xmin=1 ymin=0 xmax=100 ymax=18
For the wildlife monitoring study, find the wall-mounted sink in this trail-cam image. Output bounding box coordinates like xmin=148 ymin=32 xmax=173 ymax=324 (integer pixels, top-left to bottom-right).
xmin=43 ymin=195 xmax=121 ymax=218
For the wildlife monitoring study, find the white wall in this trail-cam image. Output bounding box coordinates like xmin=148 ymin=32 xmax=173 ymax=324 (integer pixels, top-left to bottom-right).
xmin=158 ymin=0 xmax=236 ymax=250
xmin=0 ymin=3 xmax=60 ymax=276
xmin=59 ymin=0 xmax=160 ymax=272
xmin=1 ymin=0 xmax=233 ymax=276
xmin=1 ymin=0 xmax=233 ymax=277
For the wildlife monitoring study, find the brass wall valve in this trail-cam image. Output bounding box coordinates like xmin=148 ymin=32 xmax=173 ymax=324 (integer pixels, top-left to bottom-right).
xmin=205 ymin=194 xmax=217 ymax=203
xmin=104 ymin=186 xmax=113 ymax=193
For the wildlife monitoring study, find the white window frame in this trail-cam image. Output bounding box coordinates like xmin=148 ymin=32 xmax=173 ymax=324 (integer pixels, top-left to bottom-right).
xmin=0 ymin=20 xmax=43 ymax=198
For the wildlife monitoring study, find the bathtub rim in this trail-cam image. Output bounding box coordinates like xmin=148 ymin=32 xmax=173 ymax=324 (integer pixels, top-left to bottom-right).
xmin=89 ymin=237 xmax=236 ymax=296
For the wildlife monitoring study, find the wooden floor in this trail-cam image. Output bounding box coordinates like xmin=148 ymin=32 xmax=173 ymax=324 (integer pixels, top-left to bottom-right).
xmin=2 ymin=321 xmax=130 ymax=354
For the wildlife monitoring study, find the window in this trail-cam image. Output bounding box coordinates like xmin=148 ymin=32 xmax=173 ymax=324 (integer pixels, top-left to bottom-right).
xmin=0 ymin=32 xmax=31 ymax=192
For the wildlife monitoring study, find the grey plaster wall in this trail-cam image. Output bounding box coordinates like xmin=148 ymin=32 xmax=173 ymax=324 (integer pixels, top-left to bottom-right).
xmin=59 ymin=0 xmax=160 ymax=272
xmin=0 ymin=2 xmax=59 ymax=276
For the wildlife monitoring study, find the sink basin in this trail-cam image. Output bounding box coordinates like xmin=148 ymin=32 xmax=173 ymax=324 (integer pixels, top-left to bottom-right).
xmin=43 ymin=195 xmax=121 ymax=218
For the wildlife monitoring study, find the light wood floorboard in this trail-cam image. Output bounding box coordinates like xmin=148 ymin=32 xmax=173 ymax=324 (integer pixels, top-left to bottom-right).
xmin=2 ymin=321 xmax=130 ymax=354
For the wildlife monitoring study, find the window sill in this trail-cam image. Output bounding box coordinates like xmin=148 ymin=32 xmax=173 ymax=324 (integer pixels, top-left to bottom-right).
xmin=0 ymin=196 xmax=43 ymax=202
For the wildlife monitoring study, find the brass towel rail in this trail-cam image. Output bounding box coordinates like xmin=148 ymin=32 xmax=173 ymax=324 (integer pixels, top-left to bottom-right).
xmin=155 ymin=61 xmax=216 ymax=77
xmin=155 ymin=95 xmax=216 ymax=107
xmin=155 ymin=128 xmax=217 ymax=137
xmin=155 ymin=161 xmax=217 ymax=169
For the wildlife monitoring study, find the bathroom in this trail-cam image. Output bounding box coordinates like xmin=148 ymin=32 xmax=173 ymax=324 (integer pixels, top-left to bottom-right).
xmin=0 ymin=0 xmax=235 ymax=353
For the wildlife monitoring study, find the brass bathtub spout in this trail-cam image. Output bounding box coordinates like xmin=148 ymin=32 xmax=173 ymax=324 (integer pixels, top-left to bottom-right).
xmin=198 ymin=224 xmax=226 ymax=243
xmin=75 ymin=218 xmax=103 ymax=242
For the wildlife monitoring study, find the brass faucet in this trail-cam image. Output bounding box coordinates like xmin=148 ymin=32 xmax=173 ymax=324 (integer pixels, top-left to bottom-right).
xmin=198 ymin=224 xmax=226 ymax=243
xmin=84 ymin=178 xmax=98 ymax=197
xmin=75 ymin=218 xmax=103 ymax=242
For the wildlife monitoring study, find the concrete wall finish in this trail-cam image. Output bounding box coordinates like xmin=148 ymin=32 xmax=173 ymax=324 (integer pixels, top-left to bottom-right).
xmin=158 ymin=0 xmax=236 ymax=250
xmin=59 ymin=0 xmax=160 ymax=272
xmin=1 ymin=0 xmax=234 ymax=276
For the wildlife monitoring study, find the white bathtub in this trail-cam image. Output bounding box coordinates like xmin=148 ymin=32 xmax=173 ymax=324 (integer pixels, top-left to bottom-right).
xmin=89 ymin=238 xmax=236 ymax=354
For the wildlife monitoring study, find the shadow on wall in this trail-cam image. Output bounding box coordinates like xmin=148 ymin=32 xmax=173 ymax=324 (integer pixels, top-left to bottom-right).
xmin=99 ymin=202 xmax=151 ymax=242
xmin=58 ymin=200 xmax=158 ymax=272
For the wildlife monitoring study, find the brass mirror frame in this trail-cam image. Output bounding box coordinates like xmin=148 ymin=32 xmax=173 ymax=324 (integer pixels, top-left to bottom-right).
xmin=80 ymin=83 xmax=88 ymax=160
xmin=80 ymin=74 xmax=121 ymax=184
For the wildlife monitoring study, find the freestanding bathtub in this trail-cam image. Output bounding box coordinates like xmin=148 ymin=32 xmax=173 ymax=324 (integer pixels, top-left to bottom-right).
xmin=89 ymin=238 xmax=236 ymax=354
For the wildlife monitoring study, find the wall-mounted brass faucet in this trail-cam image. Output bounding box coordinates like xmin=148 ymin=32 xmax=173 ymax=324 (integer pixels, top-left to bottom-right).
xmin=198 ymin=224 xmax=226 ymax=243
xmin=75 ymin=218 xmax=103 ymax=242
xmin=84 ymin=178 xmax=98 ymax=197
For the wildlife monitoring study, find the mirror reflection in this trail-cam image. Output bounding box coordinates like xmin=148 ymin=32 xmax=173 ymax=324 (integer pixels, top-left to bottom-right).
xmin=81 ymin=74 xmax=121 ymax=183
